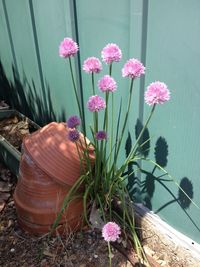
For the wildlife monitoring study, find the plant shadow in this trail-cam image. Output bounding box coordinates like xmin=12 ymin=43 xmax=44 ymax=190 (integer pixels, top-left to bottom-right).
xmin=125 ymin=119 xmax=151 ymax=202
xmin=125 ymin=118 xmax=200 ymax=232
xmin=0 ymin=60 xmax=65 ymax=125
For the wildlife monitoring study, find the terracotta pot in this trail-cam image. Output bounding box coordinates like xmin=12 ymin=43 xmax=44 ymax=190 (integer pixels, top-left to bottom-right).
xmin=22 ymin=122 xmax=95 ymax=186
xmin=14 ymin=122 xmax=95 ymax=235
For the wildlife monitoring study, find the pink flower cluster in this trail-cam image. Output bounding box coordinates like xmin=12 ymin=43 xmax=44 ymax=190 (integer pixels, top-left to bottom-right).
xmin=83 ymin=57 xmax=102 ymax=73
xmin=122 ymin=58 xmax=145 ymax=79
xmin=59 ymin=38 xmax=78 ymax=58
xmin=145 ymin=81 xmax=170 ymax=105
xmin=98 ymin=75 xmax=117 ymax=93
xmin=87 ymin=95 xmax=106 ymax=112
xmin=102 ymin=222 xmax=121 ymax=242
xmin=101 ymin=43 xmax=122 ymax=64
xmin=59 ymin=37 xmax=171 ymax=110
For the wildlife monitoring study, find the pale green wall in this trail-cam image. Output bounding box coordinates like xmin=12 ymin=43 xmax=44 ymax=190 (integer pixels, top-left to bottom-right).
xmin=0 ymin=0 xmax=200 ymax=244
xmin=141 ymin=0 xmax=200 ymax=244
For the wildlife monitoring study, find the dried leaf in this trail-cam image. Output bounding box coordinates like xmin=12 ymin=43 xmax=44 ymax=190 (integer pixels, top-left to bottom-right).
xmin=89 ymin=202 xmax=104 ymax=229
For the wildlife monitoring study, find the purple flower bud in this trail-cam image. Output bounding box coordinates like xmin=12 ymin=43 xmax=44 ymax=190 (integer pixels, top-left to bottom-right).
xmin=95 ymin=130 xmax=107 ymax=140
xmin=67 ymin=129 xmax=80 ymax=142
xmin=67 ymin=115 xmax=81 ymax=128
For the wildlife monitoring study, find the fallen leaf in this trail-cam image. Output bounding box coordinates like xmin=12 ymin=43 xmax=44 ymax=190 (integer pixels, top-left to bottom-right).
xmin=89 ymin=202 xmax=104 ymax=229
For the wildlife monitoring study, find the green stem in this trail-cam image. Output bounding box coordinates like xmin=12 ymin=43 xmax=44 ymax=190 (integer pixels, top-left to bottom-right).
xmin=75 ymin=142 xmax=83 ymax=174
xmin=95 ymin=111 xmax=99 ymax=164
xmin=68 ymin=57 xmax=85 ymax=134
xmin=109 ymin=92 xmax=114 ymax=170
xmin=128 ymin=104 xmax=156 ymax=160
xmin=50 ymin=174 xmax=87 ymax=236
xmin=108 ymin=63 xmax=113 ymax=170
xmin=108 ymin=242 xmax=112 ymax=267
xmin=115 ymin=78 xmax=134 ymax=160
xmin=103 ymin=92 xmax=109 ymax=130
xmin=109 ymin=193 xmax=112 ymax=220
xmin=94 ymin=112 xmax=100 ymax=193
xmin=96 ymin=194 xmax=106 ymax=221
xmin=111 ymin=78 xmax=134 ymax=177
xmin=102 ymin=92 xmax=109 ymax=179
xmin=83 ymin=181 xmax=94 ymax=225
xmin=79 ymin=138 xmax=92 ymax=177
xmin=95 ymin=112 xmax=98 ymax=133
xmin=115 ymin=104 xmax=156 ymax=178
xmin=92 ymin=72 xmax=95 ymax=95
xmin=109 ymin=63 xmax=112 ymax=76
xmin=96 ymin=140 xmax=101 ymax=180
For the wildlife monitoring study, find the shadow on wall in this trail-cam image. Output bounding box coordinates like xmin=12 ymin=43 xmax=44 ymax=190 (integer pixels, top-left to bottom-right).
xmin=0 ymin=60 xmax=65 ymax=125
xmin=125 ymin=118 xmax=151 ymax=202
xmin=125 ymin=119 xmax=200 ymax=232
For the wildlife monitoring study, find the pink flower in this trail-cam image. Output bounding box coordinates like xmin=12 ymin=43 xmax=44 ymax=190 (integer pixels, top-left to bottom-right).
xmin=59 ymin=37 xmax=79 ymax=58
xmin=101 ymin=43 xmax=122 ymax=64
xmin=87 ymin=95 xmax=106 ymax=112
xmin=98 ymin=75 xmax=117 ymax=93
xmin=122 ymin=58 xmax=145 ymax=79
xmin=102 ymin=222 xmax=121 ymax=242
xmin=145 ymin=81 xmax=170 ymax=105
xmin=83 ymin=57 xmax=102 ymax=73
